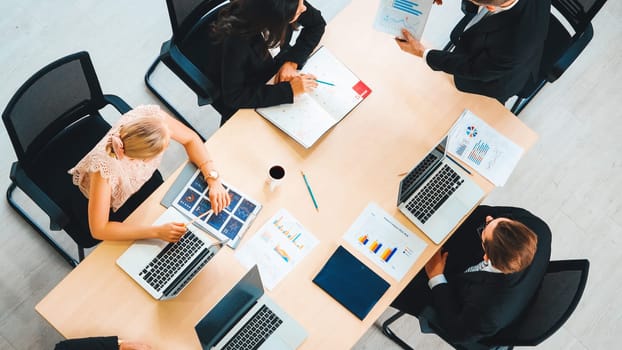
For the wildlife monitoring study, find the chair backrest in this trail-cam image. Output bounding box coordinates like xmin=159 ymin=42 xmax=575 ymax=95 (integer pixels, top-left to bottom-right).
xmin=553 ymin=0 xmax=607 ymax=33
xmin=166 ymin=0 xmax=228 ymax=42
xmin=2 ymin=51 xmax=106 ymax=167
xmin=486 ymin=259 xmax=590 ymax=346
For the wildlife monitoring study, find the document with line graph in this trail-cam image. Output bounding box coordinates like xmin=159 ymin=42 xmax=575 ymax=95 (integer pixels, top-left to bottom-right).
xmin=374 ymin=0 xmax=434 ymax=40
xmin=235 ymin=209 xmax=319 ymax=290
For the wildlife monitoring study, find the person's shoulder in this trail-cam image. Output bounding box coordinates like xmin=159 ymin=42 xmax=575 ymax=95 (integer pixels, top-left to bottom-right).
xmin=221 ymin=34 xmax=258 ymax=56
xmin=224 ymin=34 xmax=255 ymax=47
xmin=299 ymin=1 xmax=326 ymax=26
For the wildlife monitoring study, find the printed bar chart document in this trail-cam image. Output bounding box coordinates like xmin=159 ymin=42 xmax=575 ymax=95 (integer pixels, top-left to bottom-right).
xmin=343 ymin=202 xmax=427 ymax=281
xmin=374 ymin=0 xmax=434 ymax=40
xmin=256 ymin=46 xmax=371 ymax=148
xmin=447 ymin=109 xmax=525 ymax=186
xmin=235 ymin=209 xmax=319 ymax=290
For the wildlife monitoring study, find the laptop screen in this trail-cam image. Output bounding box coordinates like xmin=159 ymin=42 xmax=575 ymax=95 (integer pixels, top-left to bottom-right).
xmin=436 ymin=135 xmax=448 ymax=155
xmin=195 ymin=266 xmax=264 ymax=349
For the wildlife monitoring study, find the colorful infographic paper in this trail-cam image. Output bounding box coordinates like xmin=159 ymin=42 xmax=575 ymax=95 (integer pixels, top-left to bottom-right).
xmin=343 ymin=202 xmax=427 ymax=281
xmin=172 ymin=169 xmax=261 ymax=248
xmin=235 ymin=209 xmax=319 ymax=290
xmin=447 ymin=110 xmax=525 ymax=186
xmin=374 ymin=0 xmax=434 ymax=39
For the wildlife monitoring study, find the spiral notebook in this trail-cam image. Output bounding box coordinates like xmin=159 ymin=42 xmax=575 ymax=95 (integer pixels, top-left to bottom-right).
xmin=256 ymin=46 xmax=371 ymax=148
xmin=312 ymin=246 xmax=389 ymax=320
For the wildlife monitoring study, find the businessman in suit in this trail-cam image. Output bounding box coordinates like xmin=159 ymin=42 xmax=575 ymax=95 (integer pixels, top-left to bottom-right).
xmin=391 ymin=205 xmax=552 ymax=346
xmin=396 ymin=0 xmax=551 ymax=103
xmin=55 ymin=336 xmax=150 ymax=350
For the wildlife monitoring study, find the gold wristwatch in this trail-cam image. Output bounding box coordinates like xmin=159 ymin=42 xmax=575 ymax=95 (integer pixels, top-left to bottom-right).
xmin=205 ymin=169 xmax=220 ymax=181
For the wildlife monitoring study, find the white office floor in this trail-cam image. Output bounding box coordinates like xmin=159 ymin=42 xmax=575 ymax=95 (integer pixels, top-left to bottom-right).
xmin=0 ymin=0 xmax=620 ymax=349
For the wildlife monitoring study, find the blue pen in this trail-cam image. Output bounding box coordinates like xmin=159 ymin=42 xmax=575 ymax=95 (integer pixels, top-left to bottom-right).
xmin=446 ymin=155 xmax=472 ymax=175
xmin=301 ymin=171 xmax=319 ymax=212
xmin=315 ymin=79 xmax=335 ymax=86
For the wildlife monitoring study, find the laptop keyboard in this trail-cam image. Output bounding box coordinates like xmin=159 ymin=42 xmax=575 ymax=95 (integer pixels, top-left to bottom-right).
xmin=402 ymin=153 xmax=440 ymax=191
xmin=405 ymin=164 xmax=464 ymax=224
xmin=139 ymin=230 xmax=208 ymax=292
xmin=222 ymin=305 xmax=283 ymax=350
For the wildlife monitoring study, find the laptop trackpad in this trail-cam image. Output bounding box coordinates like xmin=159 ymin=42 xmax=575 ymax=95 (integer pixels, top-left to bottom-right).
xmin=261 ymin=336 xmax=291 ymax=350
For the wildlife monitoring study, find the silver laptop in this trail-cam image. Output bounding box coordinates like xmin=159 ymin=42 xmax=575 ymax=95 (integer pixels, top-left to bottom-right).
xmin=116 ymin=207 xmax=225 ymax=300
xmin=195 ymin=265 xmax=307 ymax=350
xmin=397 ymin=135 xmax=484 ymax=244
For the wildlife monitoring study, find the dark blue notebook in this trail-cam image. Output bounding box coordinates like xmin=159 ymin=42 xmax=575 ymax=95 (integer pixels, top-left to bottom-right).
xmin=313 ymin=246 xmax=390 ymax=320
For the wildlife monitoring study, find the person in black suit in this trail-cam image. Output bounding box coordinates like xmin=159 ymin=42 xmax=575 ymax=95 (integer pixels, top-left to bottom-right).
xmin=200 ymin=0 xmax=326 ymax=123
xmin=55 ymin=336 xmax=150 ymax=350
xmin=396 ymin=0 xmax=550 ymax=103
xmin=391 ymin=205 xmax=552 ymax=345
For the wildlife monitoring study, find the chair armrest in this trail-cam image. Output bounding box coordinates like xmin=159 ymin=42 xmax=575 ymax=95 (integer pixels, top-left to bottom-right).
xmin=163 ymin=42 xmax=218 ymax=104
xmin=9 ymin=162 xmax=69 ymax=230
xmin=547 ymin=24 xmax=594 ymax=82
xmin=103 ymin=94 xmax=132 ymax=114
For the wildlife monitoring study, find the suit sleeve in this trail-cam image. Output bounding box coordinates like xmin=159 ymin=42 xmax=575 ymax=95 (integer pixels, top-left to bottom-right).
xmin=278 ymin=1 xmax=326 ymax=67
xmin=220 ymin=37 xmax=294 ymax=109
xmin=55 ymin=336 xmax=119 ymax=350
xmin=426 ymin=44 xmax=521 ymax=83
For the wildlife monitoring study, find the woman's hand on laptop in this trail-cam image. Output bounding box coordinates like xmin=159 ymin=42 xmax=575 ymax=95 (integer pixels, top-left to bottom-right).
xmin=155 ymin=222 xmax=186 ymax=242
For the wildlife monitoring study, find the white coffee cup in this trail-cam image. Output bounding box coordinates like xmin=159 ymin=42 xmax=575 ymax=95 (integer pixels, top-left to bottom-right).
xmin=267 ymin=165 xmax=285 ymax=191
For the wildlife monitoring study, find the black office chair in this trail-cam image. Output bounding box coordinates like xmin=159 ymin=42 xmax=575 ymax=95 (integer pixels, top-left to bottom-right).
xmin=510 ymin=0 xmax=608 ymax=115
xmin=382 ymin=259 xmax=590 ymax=350
xmin=3 ymin=52 xmax=132 ymax=267
xmin=145 ymin=0 xmax=229 ymax=134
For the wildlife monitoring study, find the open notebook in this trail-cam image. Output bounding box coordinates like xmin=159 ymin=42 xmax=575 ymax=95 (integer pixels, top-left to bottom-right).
xmin=256 ymin=46 xmax=371 ymax=148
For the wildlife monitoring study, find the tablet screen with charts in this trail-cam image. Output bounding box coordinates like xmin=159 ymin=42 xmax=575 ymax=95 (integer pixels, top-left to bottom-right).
xmin=172 ymin=169 xmax=262 ymax=248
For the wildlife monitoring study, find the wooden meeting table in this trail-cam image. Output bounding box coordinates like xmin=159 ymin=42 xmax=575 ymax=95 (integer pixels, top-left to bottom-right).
xmin=36 ymin=1 xmax=538 ymax=349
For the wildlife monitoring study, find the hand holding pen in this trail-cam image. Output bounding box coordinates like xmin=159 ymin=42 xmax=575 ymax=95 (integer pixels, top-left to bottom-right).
xmin=290 ymin=73 xmax=318 ymax=96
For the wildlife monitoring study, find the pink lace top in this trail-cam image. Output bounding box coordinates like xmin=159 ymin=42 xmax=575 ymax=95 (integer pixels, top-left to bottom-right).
xmin=68 ymin=105 xmax=165 ymax=212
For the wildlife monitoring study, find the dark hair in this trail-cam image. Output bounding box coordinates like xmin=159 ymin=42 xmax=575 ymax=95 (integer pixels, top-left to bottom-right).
xmin=211 ymin=0 xmax=299 ymax=49
xmin=483 ymin=220 xmax=538 ymax=273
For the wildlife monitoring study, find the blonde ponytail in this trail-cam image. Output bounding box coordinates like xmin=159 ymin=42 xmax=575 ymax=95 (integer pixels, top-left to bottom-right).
xmin=105 ymin=116 xmax=169 ymax=160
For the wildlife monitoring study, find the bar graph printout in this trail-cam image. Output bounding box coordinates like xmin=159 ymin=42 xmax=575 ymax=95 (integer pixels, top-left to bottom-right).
xmin=235 ymin=209 xmax=319 ymax=290
xmin=447 ymin=109 xmax=525 ymax=186
xmin=373 ymin=0 xmax=434 ymax=39
xmin=344 ymin=203 xmax=427 ymax=281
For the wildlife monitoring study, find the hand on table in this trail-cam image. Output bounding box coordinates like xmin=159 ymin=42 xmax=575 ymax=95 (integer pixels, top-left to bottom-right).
xmin=289 ymin=74 xmax=318 ymax=96
xmin=275 ymin=61 xmax=299 ymax=83
xmin=207 ymin=179 xmax=230 ymax=215
xmin=395 ymin=29 xmax=427 ymax=58
xmin=425 ymin=250 xmax=448 ymax=279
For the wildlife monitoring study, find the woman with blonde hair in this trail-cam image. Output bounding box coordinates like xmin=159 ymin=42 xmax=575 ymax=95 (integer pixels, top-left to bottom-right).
xmin=69 ymin=105 xmax=230 ymax=243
